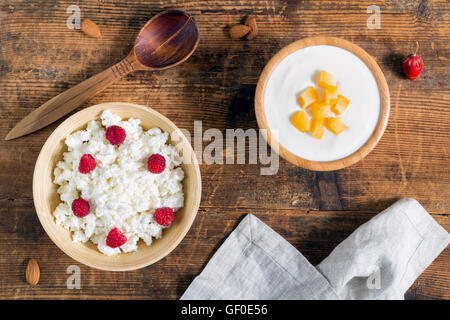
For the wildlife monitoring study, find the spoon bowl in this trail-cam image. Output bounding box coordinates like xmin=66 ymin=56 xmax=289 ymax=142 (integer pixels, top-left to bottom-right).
xmin=5 ymin=10 xmax=199 ymax=140
xmin=134 ymin=10 xmax=199 ymax=70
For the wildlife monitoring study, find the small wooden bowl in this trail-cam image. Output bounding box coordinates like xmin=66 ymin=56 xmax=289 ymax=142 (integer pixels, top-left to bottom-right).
xmin=255 ymin=37 xmax=390 ymax=171
xmin=33 ymin=103 xmax=201 ymax=271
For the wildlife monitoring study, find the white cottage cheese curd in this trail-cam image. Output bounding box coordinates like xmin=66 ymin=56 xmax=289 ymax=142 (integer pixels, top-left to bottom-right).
xmin=53 ymin=110 xmax=184 ymax=255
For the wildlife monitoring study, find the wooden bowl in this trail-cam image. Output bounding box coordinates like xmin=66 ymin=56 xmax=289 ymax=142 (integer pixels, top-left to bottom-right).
xmin=33 ymin=103 xmax=201 ymax=271
xmin=255 ymin=37 xmax=390 ymax=171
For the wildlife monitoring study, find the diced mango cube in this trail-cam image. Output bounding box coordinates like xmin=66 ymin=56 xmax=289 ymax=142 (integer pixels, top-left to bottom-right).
xmin=310 ymin=118 xmax=325 ymax=139
xmin=331 ymin=94 xmax=350 ymax=115
xmin=291 ymin=111 xmax=311 ymax=133
xmin=324 ymin=86 xmax=338 ymax=104
xmin=297 ymin=86 xmax=319 ymax=108
xmin=310 ymin=101 xmax=331 ymax=119
xmin=326 ymin=117 xmax=347 ymax=135
xmin=317 ymin=70 xmax=337 ymax=88
xmin=328 ymin=98 xmax=337 ymax=108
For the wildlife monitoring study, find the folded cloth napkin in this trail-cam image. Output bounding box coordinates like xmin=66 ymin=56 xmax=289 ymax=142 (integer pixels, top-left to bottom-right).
xmin=181 ymin=199 xmax=449 ymax=300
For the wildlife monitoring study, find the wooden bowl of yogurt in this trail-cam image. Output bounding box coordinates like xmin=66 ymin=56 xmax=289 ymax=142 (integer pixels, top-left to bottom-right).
xmin=255 ymin=37 xmax=390 ymax=171
xmin=33 ymin=103 xmax=201 ymax=271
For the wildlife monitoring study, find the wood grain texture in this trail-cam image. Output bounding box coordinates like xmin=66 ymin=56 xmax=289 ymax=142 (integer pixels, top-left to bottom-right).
xmin=4 ymin=54 xmax=138 ymax=140
xmin=0 ymin=0 xmax=448 ymax=299
xmin=5 ymin=10 xmax=199 ymax=140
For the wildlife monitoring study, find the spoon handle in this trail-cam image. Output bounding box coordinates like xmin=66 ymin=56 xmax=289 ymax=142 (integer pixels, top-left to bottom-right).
xmin=5 ymin=54 xmax=139 ymax=140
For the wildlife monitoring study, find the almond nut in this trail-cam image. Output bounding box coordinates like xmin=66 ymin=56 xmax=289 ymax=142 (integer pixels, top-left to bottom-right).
xmin=26 ymin=258 xmax=40 ymax=286
xmin=245 ymin=15 xmax=258 ymax=40
xmin=81 ymin=19 xmax=102 ymax=39
xmin=229 ymin=24 xmax=250 ymax=39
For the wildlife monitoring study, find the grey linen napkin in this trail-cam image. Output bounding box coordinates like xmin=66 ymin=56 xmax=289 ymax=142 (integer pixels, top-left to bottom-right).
xmin=181 ymin=199 xmax=449 ymax=300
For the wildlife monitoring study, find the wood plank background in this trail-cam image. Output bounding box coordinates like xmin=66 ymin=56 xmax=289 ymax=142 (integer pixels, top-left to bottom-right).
xmin=0 ymin=0 xmax=448 ymax=299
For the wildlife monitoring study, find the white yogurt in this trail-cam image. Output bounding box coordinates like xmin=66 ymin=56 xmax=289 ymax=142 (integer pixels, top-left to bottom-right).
xmin=264 ymin=45 xmax=380 ymax=162
xmin=53 ymin=110 xmax=184 ymax=255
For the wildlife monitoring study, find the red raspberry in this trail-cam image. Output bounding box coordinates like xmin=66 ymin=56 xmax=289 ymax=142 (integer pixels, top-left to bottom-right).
xmin=402 ymin=54 xmax=423 ymax=80
xmin=153 ymin=208 xmax=174 ymax=226
xmin=147 ymin=154 xmax=166 ymax=174
xmin=106 ymin=228 xmax=127 ymax=248
xmin=106 ymin=125 xmax=126 ymax=145
xmin=78 ymin=154 xmax=96 ymax=174
xmin=71 ymin=198 xmax=90 ymax=217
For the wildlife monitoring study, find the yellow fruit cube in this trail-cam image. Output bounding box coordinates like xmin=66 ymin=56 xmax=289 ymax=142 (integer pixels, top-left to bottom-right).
xmin=291 ymin=111 xmax=311 ymax=132
xmin=326 ymin=117 xmax=347 ymax=135
xmin=310 ymin=101 xmax=331 ymax=119
xmin=328 ymin=98 xmax=337 ymax=108
xmin=317 ymin=70 xmax=337 ymax=88
xmin=331 ymin=94 xmax=350 ymax=115
xmin=324 ymin=86 xmax=338 ymax=104
xmin=310 ymin=118 xmax=325 ymax=139
xmin=297 ymin=86 xmax=319 ymax=108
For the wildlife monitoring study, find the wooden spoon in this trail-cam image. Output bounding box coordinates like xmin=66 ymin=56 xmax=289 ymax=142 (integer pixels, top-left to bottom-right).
xmin=5 ymin=10 xmax=199 ymax=140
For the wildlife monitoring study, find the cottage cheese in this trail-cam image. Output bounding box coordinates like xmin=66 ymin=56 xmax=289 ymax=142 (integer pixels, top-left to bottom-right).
xmin=53 ymin=110 xmax=184 ymax=255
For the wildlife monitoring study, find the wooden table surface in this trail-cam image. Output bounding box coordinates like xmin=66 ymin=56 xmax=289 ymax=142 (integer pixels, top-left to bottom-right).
xmin=0 ymin=0 xmax=448 ymax=300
